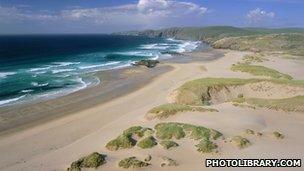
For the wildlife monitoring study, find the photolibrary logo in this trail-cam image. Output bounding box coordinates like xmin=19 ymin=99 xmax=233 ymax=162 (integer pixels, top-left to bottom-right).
xmin=205 ymin=159 xmax=302 ymax=168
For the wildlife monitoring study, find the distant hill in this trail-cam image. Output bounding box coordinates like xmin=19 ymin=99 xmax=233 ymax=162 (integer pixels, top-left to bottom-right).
xmin=115 ymin=26 xmax=304 ymax=43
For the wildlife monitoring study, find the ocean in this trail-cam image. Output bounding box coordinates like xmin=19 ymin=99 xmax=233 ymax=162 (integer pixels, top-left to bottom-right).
xmin=0 ymin=35 xmax=207 ymax=107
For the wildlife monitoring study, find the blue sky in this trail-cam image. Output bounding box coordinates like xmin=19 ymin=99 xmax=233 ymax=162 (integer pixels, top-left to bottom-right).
xmin=0 ymin=0 xmax=303 ymax=34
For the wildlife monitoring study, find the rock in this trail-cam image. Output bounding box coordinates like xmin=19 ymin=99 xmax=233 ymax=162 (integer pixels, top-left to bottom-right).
xmin=132 ymin=60 xmax=160 ymax=68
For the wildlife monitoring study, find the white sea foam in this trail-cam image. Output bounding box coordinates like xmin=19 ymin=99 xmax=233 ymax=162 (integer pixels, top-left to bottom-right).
xmin=139 ymin=44 xmax=169 ymax=50
xmin=52 ymin=62 xmax=80 ymax=66
xmin=31 ymin=82 xmax=49 ymax=87
xmin=176 ymin=41 xmax=200 ymax=53
xmin=52 ymin=69 xmax=75 ymax=74
xmin=0 ymin=95 xmax=26 ymax=106
xmin=29 ymin=66 xmax=52 ymax=72
xmin=21 ymin=89 xmax=34 ymax=93
xmin=115 ymin=51 xmax=154 ymax=57
xmin=79 ymin=61 xmax=120 ymax=70
xmin=0 ymin=72 xmax=16 ymax=79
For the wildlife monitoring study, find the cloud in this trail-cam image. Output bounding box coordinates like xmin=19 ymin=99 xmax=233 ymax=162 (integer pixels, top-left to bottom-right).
xmin=0 ymin=0 xmax=207 ymax=31
xmin=246 ymin=8 xmax=275 ymax=25
xmin=0 ymin=5 xmax=57 ymax=22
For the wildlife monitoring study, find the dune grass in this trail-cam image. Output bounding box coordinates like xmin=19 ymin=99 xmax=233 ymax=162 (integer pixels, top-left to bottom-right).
xmin=137 ymin=136 xmax=158 ymax=149
xmin=231 ymin=136 xmax=251 ymax=149
xmin=195 ymin=139 xmax=218 ymax=153
xmin=212 ymin=33 xmax=304 ymax=57
xmin=175 ymin=77 xmax=304 ymax=107
xmin=245 ymin=96 xmax=304 ymax=112
xmin=118 ymin=157 xmax=150 ymax=169
xmin=105 ymin=134 xmax=136 ymax=151
xmin=182 ymin=123 xmax=222 ymax=140
xmin=159 ymin=140 xmax=179 ymax=150
xmin=67 ymin=152 xmax=106 ymax=171
xmin=175 ymin=78 xmax=260 ymax=105
xmin=155 ymin=123 xmax=186 ymax=140
xmin=242 ymin=53 xmax=269 ymax=64
xmin=231 ymin=63 xmax=293 ymax=80
xmin=106 ymin=126 xmax=153 ymax=151
xmin=154 ymin=122 xmax=222 ymax=141
xmin=146 ymin=103 xmax=218 ymax=119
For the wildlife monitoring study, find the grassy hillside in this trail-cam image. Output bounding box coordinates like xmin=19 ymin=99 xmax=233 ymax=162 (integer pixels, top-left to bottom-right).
xmin=116 ymin=26 xmax=304 ymax=57
xmin=117 ymin=26 xmax=304 ymax=43
xmin=213 ymin=33 xmax=304 ymax=56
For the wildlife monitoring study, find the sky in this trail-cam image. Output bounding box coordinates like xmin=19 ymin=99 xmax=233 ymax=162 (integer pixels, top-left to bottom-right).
xmin=0 ymin=0 xmax=303 ymax=34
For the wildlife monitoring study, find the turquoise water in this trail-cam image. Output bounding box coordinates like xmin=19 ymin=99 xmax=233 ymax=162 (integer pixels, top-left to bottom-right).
xmin=0 ymin=35 xmax=205 ymax=106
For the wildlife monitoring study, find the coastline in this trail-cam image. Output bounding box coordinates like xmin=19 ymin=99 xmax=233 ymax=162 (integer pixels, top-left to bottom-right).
xmin=0 ymin=48 xmax=222 ymax=136
xmin=0 ymin=48 xmax=228 ymax=170
xmin=0 ymin=64 xmax=172 ymax=136
xmin=0 ymin=48 xmax=303 ymax=171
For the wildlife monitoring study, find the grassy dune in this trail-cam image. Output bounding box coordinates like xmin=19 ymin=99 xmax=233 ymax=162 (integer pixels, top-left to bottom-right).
xmin=212 ymin=33 xmax=304 ymax=57
xmin=155 ymin=122 xmax=222 ymax=141
xmin=146 ymin=103 xmax=218 ymax=119
xmin=175 ymin=78 xmax=260 ymax=105
xmin=242 ymin=53 xmax=268 ymax=64
xmin=174 ymin=78 xmax=304 ymax=112
xmin=67 ymin=152 xmax=106 ymax=171
xmin=231 ymin=63 xmax=293 ymax=80
xmin=245 ymin=96 xmax=304 ymax=112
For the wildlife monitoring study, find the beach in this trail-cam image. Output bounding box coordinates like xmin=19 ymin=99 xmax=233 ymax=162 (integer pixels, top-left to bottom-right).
xmin=0 ymin=49 xmax=304 ymax=171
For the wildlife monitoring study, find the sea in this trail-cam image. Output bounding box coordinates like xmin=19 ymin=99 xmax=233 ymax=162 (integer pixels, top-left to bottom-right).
xmin=0 ymin=35 xmax=207 ymax=107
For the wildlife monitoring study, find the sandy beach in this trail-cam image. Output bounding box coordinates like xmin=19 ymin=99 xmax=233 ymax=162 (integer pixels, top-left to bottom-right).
xmin=0 ymin=49 xmax=303 ymax=171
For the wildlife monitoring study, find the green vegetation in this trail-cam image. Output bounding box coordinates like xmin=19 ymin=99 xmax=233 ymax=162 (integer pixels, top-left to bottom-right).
xmin=106 ymin=134 xmax=135 ymax=151
xmin=231 ymin=136 xmax=251 ymax=149
xmin=67 ymin=152 xmax=106 ymax=171
xmin=146 ymin=103 xmax=218 ymax=119
xmin=231 ymin=63 xmax=293 ymax=80
xmin=175 ymin=78 xmax=261 ymax=105
xmin=118 ymin=157 xmax=150 ymax=169
xmin=195 ymin=139 xmax=218 ymax=153
xmin=106 ymin=126 xmax=153 ymax=151
xmin=245 ymin=96 xmax=304 ymax=112
xmin=137 ymin=136 xmax=158 ymax=149
xmin=182 ymin=123 xmax=222 ymax=140
xmin=242 ymin=53 xmax=269 ymax=64
xmin=155 ymin=122 xmax=222 ymax=141
xmin=273 ymin=131 xmax=285 ymax=139
xmin=155 ymin=123 xmax=186 ymax=140
xmin=159 ymin=140 xmax=179 ymax=150
xmin=160 ymin=157 xmax=179 ymax=167
xmin=175 ymin=78 xmax=304 ymax=111
xmin=118 ymin=26 xmax=304 ymax=43
xmin=213 ymin=33 xmax=304 ymax=57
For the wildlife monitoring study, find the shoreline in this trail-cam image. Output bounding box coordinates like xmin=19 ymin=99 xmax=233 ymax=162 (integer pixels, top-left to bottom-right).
xmin=0 ymin=49 xmax=228 ymax=170
xmin=0 ymin=64 xmax=172 ymax=136
xmin=0 ymin=48 xmax=223 ymax=136
xmin=0 ymin=49 xmax=222 ymax=136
